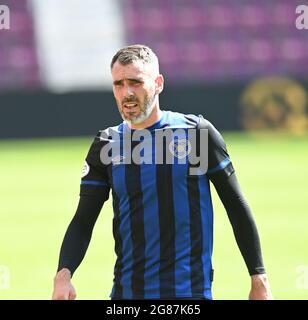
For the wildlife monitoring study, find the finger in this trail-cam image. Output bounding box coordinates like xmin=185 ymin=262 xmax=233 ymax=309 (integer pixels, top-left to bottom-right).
xmin=69 ymin=291 xmax=77 ymax=300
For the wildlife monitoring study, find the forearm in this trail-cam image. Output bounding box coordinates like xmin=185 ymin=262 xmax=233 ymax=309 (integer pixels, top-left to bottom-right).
xmin=57 ymin=217 xmax=93 ymax=275
xmin=57 ymin=195 xmax=104 ymax=275
xmin=210 ymin=167 xmax=265 ymax=275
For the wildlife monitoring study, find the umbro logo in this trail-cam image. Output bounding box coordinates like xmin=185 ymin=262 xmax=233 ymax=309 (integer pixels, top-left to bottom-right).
xmin=112 ymin=155 xmax=126 ymax=165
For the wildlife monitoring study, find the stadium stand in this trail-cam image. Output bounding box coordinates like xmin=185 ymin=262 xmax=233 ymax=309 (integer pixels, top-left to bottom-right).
xmin=1 ymin=0 xmax=307 ymax=91
xmin=123 ymin=0 xmax=308 ymax=83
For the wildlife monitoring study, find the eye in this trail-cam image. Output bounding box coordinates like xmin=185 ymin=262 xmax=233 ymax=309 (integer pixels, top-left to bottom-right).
xmin=130 ymin=80 xmax=143 ymax=86
xmin=113 ymin=81 xmax=123 ymax=87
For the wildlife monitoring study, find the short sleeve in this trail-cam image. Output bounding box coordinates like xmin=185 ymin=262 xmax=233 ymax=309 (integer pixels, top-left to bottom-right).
xmin=197 ymin=115 xmax=234 ymax=178
xmin=80 ymin=133 xmax=110 ymax=200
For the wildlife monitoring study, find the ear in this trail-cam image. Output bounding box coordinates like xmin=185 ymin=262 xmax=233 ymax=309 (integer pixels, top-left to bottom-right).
xmin=155 ymin=74 xmax=164 ymax=94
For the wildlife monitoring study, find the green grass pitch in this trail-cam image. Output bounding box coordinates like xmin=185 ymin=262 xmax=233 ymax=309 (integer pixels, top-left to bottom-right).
xmin=0 ymin=132 xmax=307 ymax=300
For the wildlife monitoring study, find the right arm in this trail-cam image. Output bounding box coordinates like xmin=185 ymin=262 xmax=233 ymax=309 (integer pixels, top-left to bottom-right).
xmin=52 ymin=195 xmax=105 ymax=300
xmin=52 ymin=132 xmax=111 ymax=300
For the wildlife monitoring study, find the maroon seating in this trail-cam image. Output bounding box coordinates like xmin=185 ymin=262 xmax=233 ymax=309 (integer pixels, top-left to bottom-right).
xmin=0 ymin=1 xmax=40 ymax=91
xmin=122 ymin=0 xmax=308 ymax=83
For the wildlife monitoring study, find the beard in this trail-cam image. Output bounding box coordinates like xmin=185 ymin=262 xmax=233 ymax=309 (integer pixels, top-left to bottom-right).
xmin=118 ymin=92 xmax=156 ymax=125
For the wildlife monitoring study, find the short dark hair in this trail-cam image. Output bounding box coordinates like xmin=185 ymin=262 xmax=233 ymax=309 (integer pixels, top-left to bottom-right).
xmin=110 ymin=44 xmax=159 ymax=71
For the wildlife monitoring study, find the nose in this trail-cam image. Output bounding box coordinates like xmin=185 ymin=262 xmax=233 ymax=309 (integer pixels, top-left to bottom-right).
xmin=125 ymin=84 xmax=134 ymax=96
xmin=122 ymin=86 xmax=136 ymax=102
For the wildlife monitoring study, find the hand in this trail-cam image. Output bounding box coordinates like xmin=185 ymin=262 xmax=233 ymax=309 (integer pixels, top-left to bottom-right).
xmin=52 ymin=268 xmax=76 ymax=300
xmin=249 ymin=274 xmax=273 ymax=300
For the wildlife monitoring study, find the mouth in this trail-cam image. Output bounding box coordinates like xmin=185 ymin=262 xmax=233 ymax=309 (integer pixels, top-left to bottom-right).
xmin=123 ymin=102 xmax=139 ymax=112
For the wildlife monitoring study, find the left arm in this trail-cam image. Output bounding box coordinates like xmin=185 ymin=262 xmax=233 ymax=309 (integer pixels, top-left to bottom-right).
xmin=210 ymin=169 xmax=273 ymax=300
xmin=198 ymin=115 xmax=272 ymax=299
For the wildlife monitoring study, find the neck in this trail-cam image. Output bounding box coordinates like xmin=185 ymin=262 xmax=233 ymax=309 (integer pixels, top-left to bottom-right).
xmin=129 ymin=104 xmax=162 ymax=130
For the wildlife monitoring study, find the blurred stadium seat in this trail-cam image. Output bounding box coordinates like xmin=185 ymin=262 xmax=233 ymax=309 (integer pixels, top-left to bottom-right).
xmin=0 ymin=0 xmax=40 ymax=90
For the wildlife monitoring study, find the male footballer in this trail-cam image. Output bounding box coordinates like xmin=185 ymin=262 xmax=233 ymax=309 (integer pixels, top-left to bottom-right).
xmin=52 ymin=44 xmax=272 ymax=300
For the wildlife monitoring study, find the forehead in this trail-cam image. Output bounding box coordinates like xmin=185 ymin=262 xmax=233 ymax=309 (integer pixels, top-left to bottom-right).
xmin=111 ymin=60 xmax=154 ymax=80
